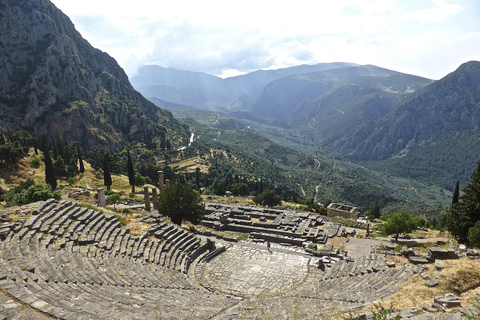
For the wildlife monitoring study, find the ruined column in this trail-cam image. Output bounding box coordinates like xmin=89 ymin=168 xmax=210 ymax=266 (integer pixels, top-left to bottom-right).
xmin=165 ymin=179 xmax=170 ymax=188
xmin=158 ymin=171 xmax=165 ymax=194
xmin=152 ymin=188 xmax=158 ymax=209
xmin=144 ymin=186 xmax=150 ymax=211
xmin=97 ymin=188 xmax=106 ymax=208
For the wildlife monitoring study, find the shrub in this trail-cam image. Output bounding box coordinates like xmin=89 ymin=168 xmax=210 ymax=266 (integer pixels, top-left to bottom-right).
xmin=3 ymin=184 xmax=61 ymax=206
xmin=68 ymin=177 xmax=75 ymax=184
xmin=158 ymin=182 xmax=204 ymax=225
xmin=253 ymin=190 xmax=282 ymax=207
xmin=31 ymin=157 xmax=41 ymax=168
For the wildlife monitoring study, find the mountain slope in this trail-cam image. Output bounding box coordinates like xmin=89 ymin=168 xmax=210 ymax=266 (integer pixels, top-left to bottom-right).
xmin=179 ymin=116 xmax=451 ymax=211
xmin=246 ymin=65 xmax=432 ymax=144
xmin=0 ymin=0 xmax=188 ymax=150
xmin=331 ymin=61 xmax=480 ymax=161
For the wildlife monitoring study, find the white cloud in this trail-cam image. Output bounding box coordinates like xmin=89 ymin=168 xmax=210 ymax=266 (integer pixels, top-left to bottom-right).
xmin=50 ymin=0 xmax=480 ymax=79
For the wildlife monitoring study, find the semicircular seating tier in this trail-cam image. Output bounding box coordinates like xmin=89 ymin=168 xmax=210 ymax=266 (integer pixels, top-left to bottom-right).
xmin=0 ymin=200 xmax=418 ymax=319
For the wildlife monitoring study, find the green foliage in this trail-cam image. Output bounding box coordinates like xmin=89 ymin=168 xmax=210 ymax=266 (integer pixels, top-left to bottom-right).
xmin=370 ymin=303 xmax=401 ymax=320
xmin=445 ymin=159 xmax=480 ymax=243
xmin=253 ymin=190 xmax=282 ymax=207
xmin=78 ymin=144 xmax=85 ymax=174
xmin=2 ymin=183 xmax=61 ymax=207
xmin=103 ymin=152 xmax=112 ymax=190
xmin=467 ymin=221 xmax=480 ymax=248
xmin=68 ymin=177 xmax=75 ymax=184
xmin=134 ymin=172 xmax=151 ymax=187
xmin=157 ymin=182 xmax=204 ymax=225
xmin=43 ymin=149 xmax=57 ymax=190
xmin=181 ymin=121 xmax=450 ymax=212
xmin=127 ymin=149 xmax=135 ymax=193
xmin=307 ymin=202 xmax=323 ymax=213
xmin=0 ymin=141 xmax=26 ymax=166
xmin=228 ymin=183 xmax=249 ymax=196
xmin=370 ymin=201 xmax=381 ymax=219
xmin=380 ymin=211 xmax=421 ymax=242
xmin=452 ymin=180 xmax=460 ymax=205
xmin=30 ymin=157 xmax=41 ymax=168
xmin=109 ymin=193 xmax=121 ymax=210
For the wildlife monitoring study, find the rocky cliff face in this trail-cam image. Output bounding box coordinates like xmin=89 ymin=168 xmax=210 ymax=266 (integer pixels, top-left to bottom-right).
xmin=0 ymin=0 xmax=187 ymax=150
xmin=330 ymin=61 xmax=480 ymax=160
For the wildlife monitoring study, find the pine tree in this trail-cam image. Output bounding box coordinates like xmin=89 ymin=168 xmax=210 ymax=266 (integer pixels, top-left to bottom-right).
xmin=44 ymin=149 xmax=57 ymax=190
xmin=103 ymin=152 xmax=112 ymax=190
xmin=127 ymin=150 xmax=135 ymax=193
xmin=77 ymin=144 xmax=85 ymax=173
xmin=452 ymin=180 xmax=460 ymax=205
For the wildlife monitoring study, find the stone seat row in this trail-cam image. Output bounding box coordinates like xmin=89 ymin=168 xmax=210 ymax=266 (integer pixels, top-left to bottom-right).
xmin=0 ymin=200 xmax=235 ymax=319
xmin=18 ymin=200 xmax=202 ymax=273
xmin=302 ymin=265 xmax=416 ymax=307
xmin=322 ymin=253 xmax=386 ymax=280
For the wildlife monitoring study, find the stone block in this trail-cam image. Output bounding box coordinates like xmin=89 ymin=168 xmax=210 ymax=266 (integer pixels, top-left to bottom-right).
xmin=434 ymin=293 xmax=461 ymax=308
xmin=409 ymin=256 xmax=429 ymax=264
xmin=425 ymin=280 xmax=439 ymax=287
xmin=435 ymin=260 xmax=446 ymax=270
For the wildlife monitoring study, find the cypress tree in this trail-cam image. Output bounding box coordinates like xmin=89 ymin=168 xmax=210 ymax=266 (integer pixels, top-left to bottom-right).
xmin=195 ymin=167 xmax=200 ymax=188
xmin=44 ymin=149 xmax=57 ymax=190
xmin=52 ymin=142 xmax=58 ymax=159
xmin=103 ymin=152 xmax=112 ymax=190
xmin=77 ymin=144 xmax=85 ymax=173
xmin=127 ymin=150 xmax=135 ymax=193
xmin=33 ymin=139 xmax=38 ymax=155
xmin=448 ymin=160 xmax=480 ymax=242
xmin=452 ymin=180 xmax=460 ymax=205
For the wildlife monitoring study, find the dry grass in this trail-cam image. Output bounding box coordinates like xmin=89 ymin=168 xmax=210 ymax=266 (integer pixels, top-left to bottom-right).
xmin=0 ymin=203 xmax=38 ymax=222
xmin=125 ymin=215 xmax=151 ymax=236
xmin=382 ymin=256 xmax=480 ymax=311
xmin=331 ymin=237 xmax=347 ymax=252
xmin=0 ymin=150 xmax=46 ymax=189
xmin=173 ymin=156 xmax=210 ymax=173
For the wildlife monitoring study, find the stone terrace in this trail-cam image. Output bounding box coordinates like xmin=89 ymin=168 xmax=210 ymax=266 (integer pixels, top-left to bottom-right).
xmin=201 ymin=203 xmax=332 ymax=245
xmin=0 ymin=199 xmax=419 ymax=319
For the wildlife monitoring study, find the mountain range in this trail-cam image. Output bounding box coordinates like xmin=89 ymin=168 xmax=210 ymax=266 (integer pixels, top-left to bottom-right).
xmin=132 ymin=60 xmax=480 ymax=191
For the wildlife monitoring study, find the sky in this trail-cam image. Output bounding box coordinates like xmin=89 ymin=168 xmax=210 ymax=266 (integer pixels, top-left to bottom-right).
xmin=50 ymin=0 xmax=480 ymax=80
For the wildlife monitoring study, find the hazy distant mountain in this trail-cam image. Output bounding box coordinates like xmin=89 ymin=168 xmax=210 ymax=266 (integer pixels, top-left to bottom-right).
xmin=247 ymin=65 xmax=432 ymax=143
xmin=130 ymin=63 xmax=357 ymax=112
xmin=0 ymin=0 xmax=188 ymax=150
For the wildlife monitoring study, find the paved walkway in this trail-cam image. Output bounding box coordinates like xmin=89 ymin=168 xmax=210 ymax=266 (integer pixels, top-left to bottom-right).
xmin=204 ymin=244 xmax=311 ymax=298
